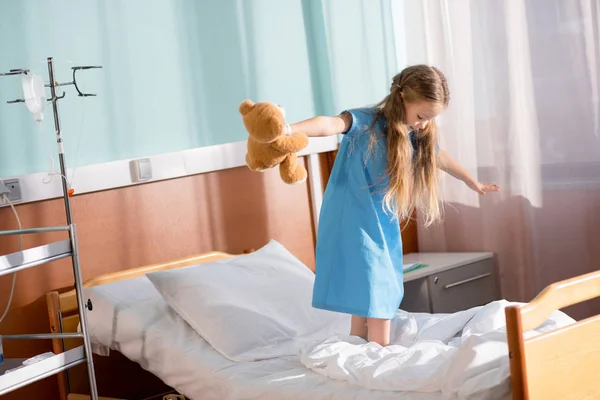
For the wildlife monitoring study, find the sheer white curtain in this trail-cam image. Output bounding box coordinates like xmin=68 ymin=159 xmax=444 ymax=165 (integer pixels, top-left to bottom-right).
xmin=398 ymin=0 xmax=600 ymax=319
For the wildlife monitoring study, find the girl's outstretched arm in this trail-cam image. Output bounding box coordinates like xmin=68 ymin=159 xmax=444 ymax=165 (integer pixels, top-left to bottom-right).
xmin=289 ymin=113 xmax=352 ymax=137
xmin=437 ymin=148 xmax=499 ymax=195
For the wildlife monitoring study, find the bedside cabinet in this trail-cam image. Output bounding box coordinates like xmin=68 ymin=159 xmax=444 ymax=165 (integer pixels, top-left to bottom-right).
xmin=401 ymin=252 xmax=499 ymax=313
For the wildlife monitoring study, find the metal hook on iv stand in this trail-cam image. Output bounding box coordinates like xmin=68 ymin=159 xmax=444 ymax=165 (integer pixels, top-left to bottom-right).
xmin=0 ymin=68 xmax=29 ymax=76
xmin=47 ymin=65 xmax=103 ymax=97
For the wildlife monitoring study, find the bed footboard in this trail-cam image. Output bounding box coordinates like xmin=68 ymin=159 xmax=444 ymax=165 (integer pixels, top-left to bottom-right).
xmin=505 ymin=269 xmax=600 ymax=400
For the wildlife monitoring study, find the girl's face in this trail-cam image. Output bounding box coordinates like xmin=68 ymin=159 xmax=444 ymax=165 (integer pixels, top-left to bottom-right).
xmin=404 ymin=100 xmax=442 ymax=132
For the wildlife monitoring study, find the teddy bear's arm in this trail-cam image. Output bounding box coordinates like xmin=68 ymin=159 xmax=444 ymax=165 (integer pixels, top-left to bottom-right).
xmin=271 ymin=132 xmax=309 ymax=153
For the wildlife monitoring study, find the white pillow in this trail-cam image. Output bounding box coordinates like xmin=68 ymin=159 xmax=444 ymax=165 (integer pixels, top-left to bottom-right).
xmin=146 ymin=240 xmax=348 ymax=362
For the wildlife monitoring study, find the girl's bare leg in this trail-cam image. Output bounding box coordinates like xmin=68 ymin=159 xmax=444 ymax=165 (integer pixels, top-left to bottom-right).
xmin=367 ymin=318 xmax=391 ymax=346
xmin=350 ymin=315 xmax=368 ymax=341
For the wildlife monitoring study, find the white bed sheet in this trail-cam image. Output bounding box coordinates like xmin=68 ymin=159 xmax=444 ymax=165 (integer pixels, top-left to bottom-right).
xmin=85 ymin=277 xmax=516 ymax=400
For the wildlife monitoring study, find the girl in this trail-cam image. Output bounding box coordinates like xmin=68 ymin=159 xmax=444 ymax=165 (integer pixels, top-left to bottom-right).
xmin=288 ymin=65 xmax=498 ymax=346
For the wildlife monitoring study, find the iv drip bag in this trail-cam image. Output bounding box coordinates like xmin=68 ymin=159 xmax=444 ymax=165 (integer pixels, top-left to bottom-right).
xmin=21 ymin=73 xmax=46 ymax=122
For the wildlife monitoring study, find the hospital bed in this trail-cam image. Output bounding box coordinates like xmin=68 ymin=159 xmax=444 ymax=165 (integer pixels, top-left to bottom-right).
xmin=45 ymin=247 xmax=600 ymax=400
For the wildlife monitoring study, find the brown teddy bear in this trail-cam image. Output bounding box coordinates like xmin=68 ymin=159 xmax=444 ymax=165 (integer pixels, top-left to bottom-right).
xmin=239 ymin=100 xmax=308 ymax=184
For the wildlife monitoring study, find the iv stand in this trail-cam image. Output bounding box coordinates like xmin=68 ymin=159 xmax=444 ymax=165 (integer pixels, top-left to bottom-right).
xmin=46 ymin=56 xmax=99 ymax=400
xmin=0 ymin=57 xmax=101 ymax=400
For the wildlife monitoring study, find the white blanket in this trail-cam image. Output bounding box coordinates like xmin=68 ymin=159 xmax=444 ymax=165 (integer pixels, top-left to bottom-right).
xmin=301 ymin=300 xmax=575 ymax=399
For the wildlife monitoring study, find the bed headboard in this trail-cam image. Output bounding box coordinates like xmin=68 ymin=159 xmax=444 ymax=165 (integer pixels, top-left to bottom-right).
xmin=46 ymin=250 xmax=238 ymax=400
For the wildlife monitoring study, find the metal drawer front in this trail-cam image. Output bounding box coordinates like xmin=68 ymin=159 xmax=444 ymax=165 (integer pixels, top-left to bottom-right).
xmin=428 ymin=259 xmax=498 ymax=313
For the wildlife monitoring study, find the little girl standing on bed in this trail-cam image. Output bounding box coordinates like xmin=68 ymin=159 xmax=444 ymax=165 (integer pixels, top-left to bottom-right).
xmin=287 ymin=65 xmax=498 ymax=346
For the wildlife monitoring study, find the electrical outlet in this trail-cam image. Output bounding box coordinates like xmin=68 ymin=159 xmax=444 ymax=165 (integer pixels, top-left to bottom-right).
xmin=1 ymin=179 xmax=22 ymax=202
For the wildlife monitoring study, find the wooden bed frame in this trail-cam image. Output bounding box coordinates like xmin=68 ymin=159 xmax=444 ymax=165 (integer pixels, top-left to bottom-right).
xmin=46 ymin=251 xmax=600 ymax=400
xmin=46 ymin=251 xmax=236 ymax=400
xmin=505 ymin=269 xmax=600 ymax=399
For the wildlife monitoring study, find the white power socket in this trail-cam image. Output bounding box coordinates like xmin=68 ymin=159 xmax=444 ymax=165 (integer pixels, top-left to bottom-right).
xmin=1 ymin=179 xmax=22 ymax=202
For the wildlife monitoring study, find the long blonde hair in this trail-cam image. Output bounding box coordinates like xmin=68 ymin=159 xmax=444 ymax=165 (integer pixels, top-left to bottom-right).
xmin=372 ymin=65 xmax=449 ymax=226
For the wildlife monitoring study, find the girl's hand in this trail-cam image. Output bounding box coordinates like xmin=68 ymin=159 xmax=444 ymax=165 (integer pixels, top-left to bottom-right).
xmin=437 ymin=149 xmax=499 ymax=195
xmin=467 ymin=180 xmax=499 ymax=195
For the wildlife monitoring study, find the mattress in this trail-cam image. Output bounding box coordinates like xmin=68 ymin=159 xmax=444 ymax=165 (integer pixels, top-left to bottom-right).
xmin=84 ymin=276 xmax=514 ymax=400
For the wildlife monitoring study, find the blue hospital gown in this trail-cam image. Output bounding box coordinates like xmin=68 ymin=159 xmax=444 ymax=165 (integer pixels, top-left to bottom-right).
xmin=312 ymin=107 xmax=419 ymax=320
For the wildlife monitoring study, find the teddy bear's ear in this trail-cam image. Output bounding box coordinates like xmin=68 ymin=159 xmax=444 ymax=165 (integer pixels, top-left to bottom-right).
xmin=239 ymin=100 xmax=255 ymax=115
